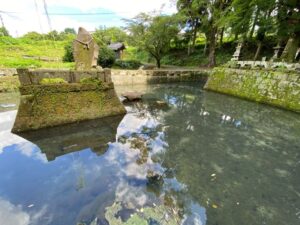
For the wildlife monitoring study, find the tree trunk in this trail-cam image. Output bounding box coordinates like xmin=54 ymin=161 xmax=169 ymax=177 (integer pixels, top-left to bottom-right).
xmin=219 ymin=27 xmax=224 ymax=47
xmin=155 ymin=58 xmax=161 ymax=68
xmin=254 ymin=41 xmax=262 ymax=61
xmin=234 ymin=32 xmax=239 ymax=42
xmin=249 ymin=8 xmax=259 ymax=39
xmin=191 ymin=26 xmax=197 ymax=54
xmin=203 ymin=33 xmax=209 ymax=55
xmin=208 ymin=27 xmax=217 ymax=67
xmin=280 ymin=35 xmax=300 ymax=62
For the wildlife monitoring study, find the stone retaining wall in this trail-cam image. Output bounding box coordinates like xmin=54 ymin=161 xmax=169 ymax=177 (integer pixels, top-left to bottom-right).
xmin=204 ymin=68 xmax=300 ymax=113
xmin=111 ymin=69 xmax=210 ymax=85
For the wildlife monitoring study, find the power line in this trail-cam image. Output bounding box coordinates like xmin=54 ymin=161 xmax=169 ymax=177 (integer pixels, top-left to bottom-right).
xmin=46 ymin=12 xmax=131 ymax=16
xmin=0 ymin=14 xmax=4 ymax=27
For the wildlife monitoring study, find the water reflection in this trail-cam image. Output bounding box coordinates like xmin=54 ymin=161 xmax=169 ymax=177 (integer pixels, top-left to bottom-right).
xmin=15 ymin=115 xmax=124 ymax=161
xmin=0 ymin=83 xmax=299 ymax=225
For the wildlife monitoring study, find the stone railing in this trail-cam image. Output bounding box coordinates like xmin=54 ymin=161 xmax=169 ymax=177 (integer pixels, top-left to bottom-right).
xmin=230 ymin=61 xmax=300 ymax=71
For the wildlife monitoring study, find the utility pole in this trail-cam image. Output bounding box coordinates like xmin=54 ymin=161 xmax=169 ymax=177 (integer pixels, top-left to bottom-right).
xmin=43 ymin=0 xmax=52 ymax=31
xmin=0 ymin=14 xmax=4 ymax=27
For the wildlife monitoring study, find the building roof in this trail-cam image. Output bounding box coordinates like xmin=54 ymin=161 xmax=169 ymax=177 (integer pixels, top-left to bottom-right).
xmin=108 ymin=42 xmax=126 ymax=51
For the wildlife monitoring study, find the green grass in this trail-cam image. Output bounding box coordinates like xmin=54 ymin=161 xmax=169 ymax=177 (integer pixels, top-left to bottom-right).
xmin=0 ymin=36 xmax=74 ymax=69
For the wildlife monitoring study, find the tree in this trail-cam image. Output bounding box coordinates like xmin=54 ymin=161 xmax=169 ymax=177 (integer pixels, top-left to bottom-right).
xmin=22 ymin=31 xmax=45 ymax=40
xmin=125 ymin=13 xmax=179 ymax=68
xmin=177 ymin=0 xmax=231 ymax=67
xmin=277 ymin=0 xmax=300 ymax=62
xmin=64 ymin=28 xmax=76 ymax=34
xmin=93 ymin=27 xmax=128 ymax=46
xmin=177 ymin=0 xmax=203 ymax=55
xmin=0 ymin=26 xmax=10 ymax=37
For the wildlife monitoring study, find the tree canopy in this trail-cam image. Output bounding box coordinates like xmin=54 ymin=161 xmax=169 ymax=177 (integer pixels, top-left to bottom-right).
xmin=125 ymin=13 xmax=180 ymax=68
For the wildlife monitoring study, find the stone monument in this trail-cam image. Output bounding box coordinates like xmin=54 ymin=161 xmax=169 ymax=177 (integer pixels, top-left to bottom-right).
xmin=231 ymin=42 xmax=243 ymax=61
xmin=12 ymin=27 xmax=126 ymax=133
xmin=73 ymin=27 xmax=99 ymax=70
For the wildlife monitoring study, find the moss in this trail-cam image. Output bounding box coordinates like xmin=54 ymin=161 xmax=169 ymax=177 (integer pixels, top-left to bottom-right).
xmin=12 ymin=83 xmax=126 ymax=132
xmin=39 ymin=78 xmax=67 ymax=85
xmin=80 ymin=77 xmax=102 ymax=85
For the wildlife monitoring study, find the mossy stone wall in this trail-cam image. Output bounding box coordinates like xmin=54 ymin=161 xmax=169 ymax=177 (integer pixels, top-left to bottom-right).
xmin=204 ymin=68 xmax=300 ymax=113
xmin=13 ymin=69 xmax=126 ymax=132
xmin=13 ymin=83 xmax=126 ymax=132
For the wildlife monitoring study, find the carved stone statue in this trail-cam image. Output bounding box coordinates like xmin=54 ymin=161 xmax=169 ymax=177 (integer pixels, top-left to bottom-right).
xmin=73 ymin=27 xmax=99 ymax=70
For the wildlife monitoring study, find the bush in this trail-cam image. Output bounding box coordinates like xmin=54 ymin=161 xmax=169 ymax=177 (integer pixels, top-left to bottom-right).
xmin=63 ymin=41 xmax=74 ymax=62
xmin=98 ymin=46 xmax=115 ymax=68
xmin=113 ymin=59 xmax=142 ymax=69
xmin=40 ymin=78 xmax=67 ymax=85
xmin=63 ymin=41 xmax=115 ymax=68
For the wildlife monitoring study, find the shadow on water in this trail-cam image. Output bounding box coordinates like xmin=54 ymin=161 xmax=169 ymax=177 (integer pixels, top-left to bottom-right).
xmin=15 ymin=115 xmax=124 ymax=161
xmin=0 ymin=82 xmax=299 ymax=225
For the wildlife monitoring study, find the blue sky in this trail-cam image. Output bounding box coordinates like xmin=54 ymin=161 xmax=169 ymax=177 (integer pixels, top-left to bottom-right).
xmin=0 ymin=0 xmax=177 ymax=36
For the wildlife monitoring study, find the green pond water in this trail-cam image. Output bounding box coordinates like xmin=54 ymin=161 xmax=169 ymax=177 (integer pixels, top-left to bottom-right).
xmin=0 ymin=83 xmax=299 ymax=225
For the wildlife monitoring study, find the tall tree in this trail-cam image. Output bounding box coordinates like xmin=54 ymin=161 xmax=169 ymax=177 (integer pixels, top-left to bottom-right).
xmin=125 ymin=13 xmax=179 ymax=68
xmin=277 ymin=0 xmax=300 ymax=62
xmin=177 ymin=0 xmax=231 ymax=67
xmin=0 ymin=26 xmax=10 ymax=37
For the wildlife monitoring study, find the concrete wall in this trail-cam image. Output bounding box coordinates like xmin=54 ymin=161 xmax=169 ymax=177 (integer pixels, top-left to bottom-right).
xmin=204 ymin=68 xmax=300 ymax=113
xmin=0 ymin=68 xmax=17 ymax=76
xmin=111 ymin=69 xmax=210 ymax=85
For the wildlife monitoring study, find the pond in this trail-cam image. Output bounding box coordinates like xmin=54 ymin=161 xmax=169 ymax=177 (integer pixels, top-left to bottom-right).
xmin=0 ymin=83 xmax=299 ymax=225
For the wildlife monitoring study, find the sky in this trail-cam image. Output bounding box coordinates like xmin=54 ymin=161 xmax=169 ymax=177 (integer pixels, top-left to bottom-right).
xmin=0 ymin=0 xmax=177 ymax=37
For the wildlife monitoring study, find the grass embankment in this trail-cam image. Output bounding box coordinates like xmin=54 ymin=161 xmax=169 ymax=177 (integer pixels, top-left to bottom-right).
xmin=123 ymin=37 xmax=275 ymax=68
xmin=0 ymin=36 xmax=74 ymax=69
xmin=0 ymin=35 xmax=275 ymax=70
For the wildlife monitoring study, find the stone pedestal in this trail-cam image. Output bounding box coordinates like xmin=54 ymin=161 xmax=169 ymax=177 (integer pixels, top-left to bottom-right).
xmin=12 ymin=69 xmax=126 ymax=133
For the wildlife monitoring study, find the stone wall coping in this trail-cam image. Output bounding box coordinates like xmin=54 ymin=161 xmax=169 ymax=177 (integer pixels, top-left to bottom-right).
xmin=16 ymin=68 xmax=112 ymax=86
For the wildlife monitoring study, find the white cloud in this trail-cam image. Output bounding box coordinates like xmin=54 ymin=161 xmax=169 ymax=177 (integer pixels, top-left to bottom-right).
xmin=0 ymin=0 xmax=177 ymax=36
xmin=0 ymin=111 xmax=47 ymax=163
xmin=0 ymin=198 xmax=30 ymax=225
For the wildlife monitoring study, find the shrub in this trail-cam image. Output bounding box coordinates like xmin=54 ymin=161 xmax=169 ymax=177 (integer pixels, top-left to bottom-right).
xmin=63 ymin=41 xmax=74 ymax=62
xmin=98 ymin=46 xmax=115 ymax=68
xmin=40 ymin=78 xmax=67 ymax=85
xmin=113 ymin=59 xmax=142 ymax=69
xmin=63 ymin=41 xmax=115 ymax=68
